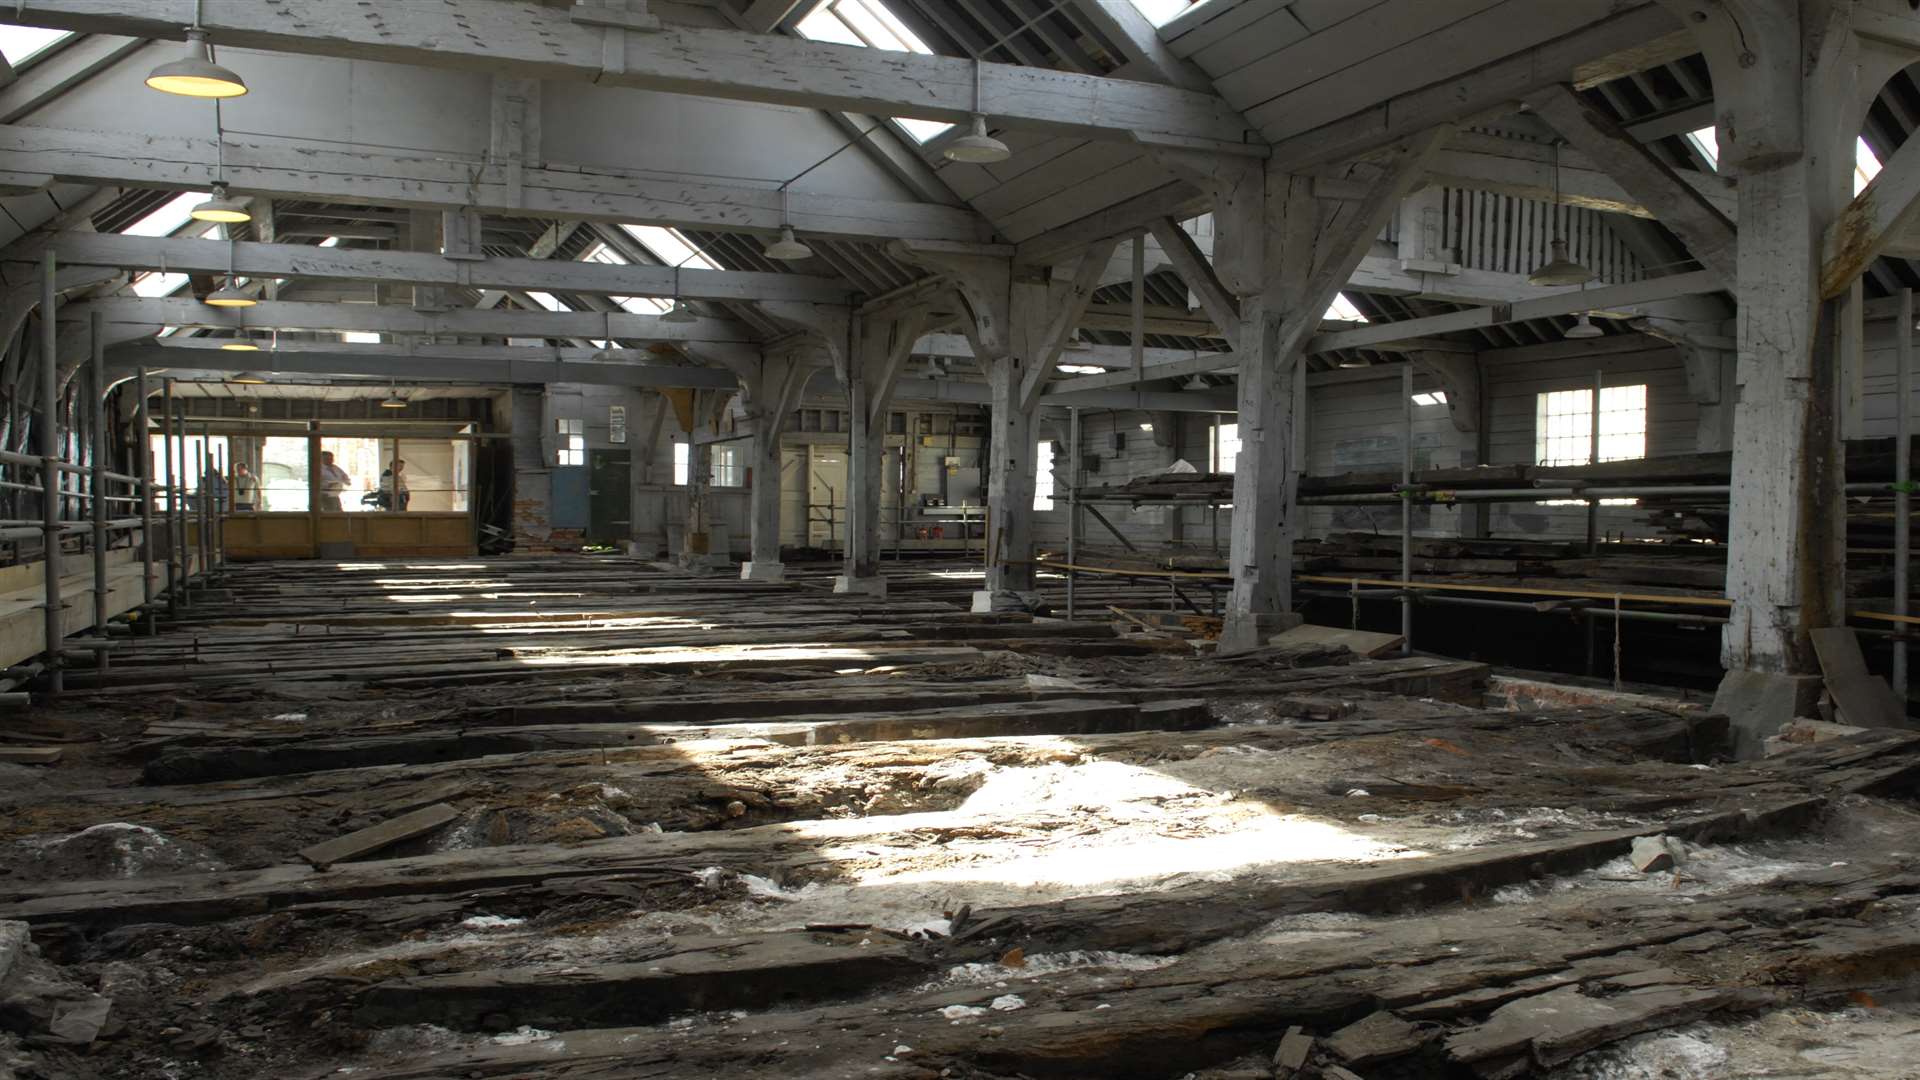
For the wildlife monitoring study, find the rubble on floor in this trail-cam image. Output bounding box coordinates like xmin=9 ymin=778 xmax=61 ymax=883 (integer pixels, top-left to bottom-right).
xmin=0 ymin=557 xmax=1914 ymax=1079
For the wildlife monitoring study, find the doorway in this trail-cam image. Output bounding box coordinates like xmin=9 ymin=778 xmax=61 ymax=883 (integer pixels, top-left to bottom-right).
xmin=588 ymin=449 xmax=632 ymax=544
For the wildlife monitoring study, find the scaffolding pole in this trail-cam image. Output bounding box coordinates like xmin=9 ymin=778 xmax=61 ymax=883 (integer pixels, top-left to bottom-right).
xmin=1897 ymin=288 xmax=1913 ymax=700
xmin=89 ymin=311 xmax=108 ymax=648
xmin=1400 ymin=364 xmax=1413 ymax=656
xmin=39 ymin=252 xmax=62 ymax=693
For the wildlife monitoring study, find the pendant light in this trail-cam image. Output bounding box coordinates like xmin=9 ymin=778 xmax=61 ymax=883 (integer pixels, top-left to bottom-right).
xmin=220 ymin=334 xmax=259 ymax=352
xmin=1529 ymin=141 xmax=1594 ymax=287
xmin=228 ymin=370 xmax=268 ymax=383
xmin=1183 ymin=374 xmax=1211 ymax=391
xmin=206 ymin=278 xmax=255 ymax=307
xmin=944 ymin=61 xmax=1011 ymax=164
xmin=192 ymin=183 xmax=250 ymax=224
xmin=1563 ymin=313 xmax=1604 ymax=340
xmin=381 ymin=379 xmax=408 ymax=409
xmin=146 ymin=30 xmax=248 ymax=98
xmin=945 ymin=115 xmax=1011 ymax=165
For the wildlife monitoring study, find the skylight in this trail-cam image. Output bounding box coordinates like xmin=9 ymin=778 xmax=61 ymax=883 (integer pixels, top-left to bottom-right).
xmin=121 ymin=192 xmax=208 ymax=238
xmin=583 ymin=243 xmax=670 ymax=315
xmin=1690 ymin=125 xmax=1882 ymax=195
xmin=524 ymin=291 xmax=569 ymax=312
xmin=1325 ymin=292 xmax=1368 ymax=324
xmin=617 ymin=225 xmax=722 ymax=271
xmin=0 ymin=26 xmax=72 ymax=66
xmin=794 ymin=0 xmax=952 ymax=144
xmin=1128 ymin=0 xmax=1201 ymax=26
xmin=342 ymin=332 xmax=381 ymax=344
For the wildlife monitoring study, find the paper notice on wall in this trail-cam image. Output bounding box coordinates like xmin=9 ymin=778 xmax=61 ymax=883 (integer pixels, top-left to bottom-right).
xmin=609 ymin=405 xmax=627 ymax=444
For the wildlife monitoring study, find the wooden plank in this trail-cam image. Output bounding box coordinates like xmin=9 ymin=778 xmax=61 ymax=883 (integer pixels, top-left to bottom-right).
xmin=297 ymin=803 xmax=459 ymax=869
xmin=1810 ymin=627 xmax=1908 ymax=730
xmin=1270 ymin=623 xmax=1406 ymax=658
xmin=0 ymin=747 xmax=61 ymax=765
xmin=349 ymin=932 xmax=922 ymax=1032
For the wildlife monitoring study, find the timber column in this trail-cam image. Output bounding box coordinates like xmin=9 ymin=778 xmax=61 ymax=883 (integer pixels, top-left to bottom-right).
xmin=836 ymin=307 xmax=928 ymax=597
xmin=738 ymin=352 xmax=810 ymax=583
xmin=1661 ymin=0 xmax=1901 ymax=679
xmin=1157 ymin=131 xmax=1448 ymax=651
xmin=889 ymin=242 xmax=1113 ymax=611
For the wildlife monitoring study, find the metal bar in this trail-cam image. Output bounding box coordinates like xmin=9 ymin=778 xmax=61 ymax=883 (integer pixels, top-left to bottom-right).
xmin=89 ymin=311 xmax=108 ymax=646
xmin=1400 ymin=363 xmax=1413 ymax=656
xmin=197 ymin=422 xmax=209 ymax=584
xmin=1066 ymin=406 xmax=1078 ymax=621
xmin=135 ymin=368 xmax=154 ymax=629
xmin=1082 ymin=503 xmax=1140 ymax=553
xmin=1587 ymin=369 xmax=1602 ymax=553
xmin=1899 ymin=287 xmax=1914 ymax=701
xmin=40 ymin=252 xmax=63 ymax=693
xmin=162 ymin=379 xmax=177 ymax=614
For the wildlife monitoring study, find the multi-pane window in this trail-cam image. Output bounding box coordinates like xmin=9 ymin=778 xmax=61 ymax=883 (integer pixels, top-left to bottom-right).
xmin=1211 ymin=422 xmax=1240 ymax=474
xmin=711 ymin=445 xmax=744 ymax=488
xmin=1535 ymin=385 xmax=1646 ymax=467
xmin=671 ymin=441 xmax=742 ymax=486
xmin=1535 ymin=385 xmax=1646 ymax=506
xmin=555 ymin=418 xmax=585 ymax=467
xmin=1033 ymin=440 xmax=1055 ymax=510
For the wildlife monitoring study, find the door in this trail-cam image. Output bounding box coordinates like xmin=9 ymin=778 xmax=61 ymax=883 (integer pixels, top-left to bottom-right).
xmin=587 ymin=450 xmax=631 ymax=542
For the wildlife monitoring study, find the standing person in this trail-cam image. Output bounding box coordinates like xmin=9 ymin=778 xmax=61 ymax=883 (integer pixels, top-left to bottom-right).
xmin=318 ymin=451 xmax=350 ymax=512
xmin=380 ymin=459 xmax=411 ymax=512
xmin=202 ymin=464 xmax=229 ymax=513
xmin=231 ymin=463 xmax=259 ymax=512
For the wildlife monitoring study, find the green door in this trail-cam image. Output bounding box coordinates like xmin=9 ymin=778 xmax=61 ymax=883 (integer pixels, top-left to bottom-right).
xmin=588 ymin=450 xmax=631 ymax=543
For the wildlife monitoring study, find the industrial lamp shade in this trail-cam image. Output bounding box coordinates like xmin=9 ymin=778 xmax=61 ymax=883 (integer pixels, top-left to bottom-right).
xmin=219 ymin=342 xmax=259 ymax=352
xmin=763 ymin=225 xmax=813 ymax=262
xmin=205 ymin=279 xmax=256 ymax=308
xmin=380 ymin=393 xmax=409 ymax=409
xmin=943 ymin=115 xmax=1011 ymax=164
xmin=660 ymin=300 xmax=699 ymax=324
xmin=145 ymin=31 xmax=248 ymax=98
xmin=228 ymin=370 xmax=269 ymax=382
xmin=1528 ymin=239 xmax=1595 ymax=287
xmin=191 ymin=183 xmax=251 ymax=224
xmin=1563 ymin=313 xmax=1605 ymax=340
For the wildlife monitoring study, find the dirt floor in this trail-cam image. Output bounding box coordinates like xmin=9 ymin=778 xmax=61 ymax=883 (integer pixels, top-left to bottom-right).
xmin=1 ymin=558 xmax=1916 ymax=1079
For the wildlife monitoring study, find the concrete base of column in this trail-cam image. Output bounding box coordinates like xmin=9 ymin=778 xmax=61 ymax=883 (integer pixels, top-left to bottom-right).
xmin=739 ymin=561 xmax=786 ymax=583
xmin=1218 ymin=611 xmax=1306 ymax=655
xmin=677 ymin=551 xmax=733 ymax=572
xmin=833 ymin=574 xmax=887 ymax=597
xmin=1711 ymin=670 xmax=1822 ymax=760
xmin=972 ymin=589 xmax=1044 ymax=614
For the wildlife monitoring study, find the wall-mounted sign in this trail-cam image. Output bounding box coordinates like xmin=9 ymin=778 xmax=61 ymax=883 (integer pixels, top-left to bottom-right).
xmin=609 ymin=405 xmax=627 ymax=444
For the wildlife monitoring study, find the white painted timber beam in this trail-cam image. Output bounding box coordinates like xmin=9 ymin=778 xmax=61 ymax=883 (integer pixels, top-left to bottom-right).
xmin=2 ymin=1 xmax=1258 ymax=150
xmin=18 ymin=232 xmax=854 ymax=304
xmin=1823 ymin=122 xmax=1920 ymax=296
xmin=0 ymin=124 xmax=986 ymax=245
xmin=1310 ymin=269 xmax=1726 ymax=353
xmin=107 ymin=340 xmax=744 ymax=390
xmin=71 ymin=297 xmax=762 ymax=349
xmin=1048 ymin=268 xmax=1724 ymax=391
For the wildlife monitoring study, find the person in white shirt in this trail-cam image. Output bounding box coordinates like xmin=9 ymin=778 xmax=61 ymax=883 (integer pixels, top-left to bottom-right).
xmin=318 ymin=451 xmax=350 ymax=511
